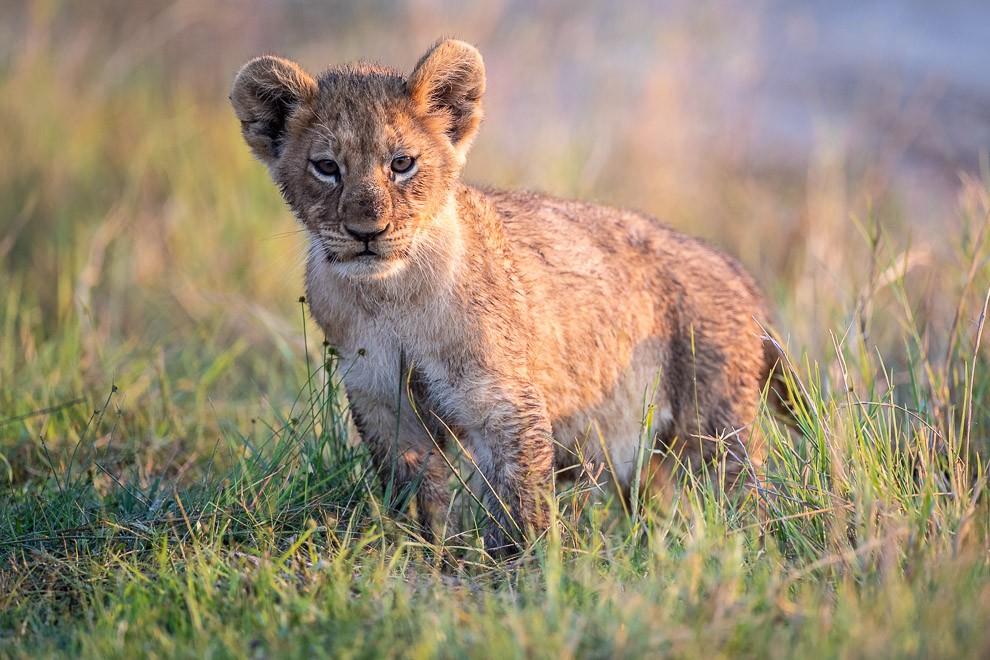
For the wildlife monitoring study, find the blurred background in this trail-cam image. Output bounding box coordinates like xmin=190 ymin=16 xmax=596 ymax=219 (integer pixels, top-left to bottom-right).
xmin=2 ymin=0 xmax=988 ymax=481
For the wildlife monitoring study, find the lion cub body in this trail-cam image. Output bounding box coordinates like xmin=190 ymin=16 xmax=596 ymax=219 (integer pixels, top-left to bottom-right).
xmin=232 ymin=40 xmax=774 ymax=554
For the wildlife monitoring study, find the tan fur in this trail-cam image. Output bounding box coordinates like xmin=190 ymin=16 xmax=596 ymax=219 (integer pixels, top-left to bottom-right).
xmin=231 ymin=40 xmax=779 ymax=556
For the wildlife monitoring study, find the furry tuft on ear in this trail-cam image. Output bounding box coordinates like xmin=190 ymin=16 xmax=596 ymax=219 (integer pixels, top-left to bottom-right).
xmin=230 ymin=56 xmax=317 ymax=167
xmin=407 ymin=40 xmax=486 ymax=163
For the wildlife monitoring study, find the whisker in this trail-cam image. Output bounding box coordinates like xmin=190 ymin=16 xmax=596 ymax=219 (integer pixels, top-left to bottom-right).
xmin=262 ymin=228 xmax=308 ymax=241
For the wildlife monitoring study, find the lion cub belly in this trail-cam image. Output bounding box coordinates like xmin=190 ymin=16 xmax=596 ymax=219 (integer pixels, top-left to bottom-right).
xmin=547 ymin=339 xmax=675 ymax=489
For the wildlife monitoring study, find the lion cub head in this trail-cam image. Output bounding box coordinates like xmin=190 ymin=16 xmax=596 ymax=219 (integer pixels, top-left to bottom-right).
xmin=231 ymin=40 xmax=485 ymax=279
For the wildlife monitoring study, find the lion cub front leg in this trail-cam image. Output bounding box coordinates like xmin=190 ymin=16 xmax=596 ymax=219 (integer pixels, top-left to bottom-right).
xmin=466 ymin=385 xmax=555 ymax=558
xmin=345 ymin=385 xmax=451 ymax=542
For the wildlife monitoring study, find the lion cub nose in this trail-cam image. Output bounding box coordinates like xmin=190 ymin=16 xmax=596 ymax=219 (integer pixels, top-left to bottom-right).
xmin=344 ymin=223 xmax=390 ymax=242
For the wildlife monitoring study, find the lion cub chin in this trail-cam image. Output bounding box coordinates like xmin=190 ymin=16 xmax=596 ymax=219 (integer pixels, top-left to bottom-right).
xmin=232 ymin=39 xmax=780 ymax=557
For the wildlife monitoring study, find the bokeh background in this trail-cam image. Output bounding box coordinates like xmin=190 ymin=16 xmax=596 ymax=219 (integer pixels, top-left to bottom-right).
xmin=2 ymin=0 xmax=989 ymax=481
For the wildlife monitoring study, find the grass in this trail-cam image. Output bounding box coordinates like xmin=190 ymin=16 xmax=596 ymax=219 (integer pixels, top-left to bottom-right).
xmin=2 ymin=2 xmax=990 ymax=657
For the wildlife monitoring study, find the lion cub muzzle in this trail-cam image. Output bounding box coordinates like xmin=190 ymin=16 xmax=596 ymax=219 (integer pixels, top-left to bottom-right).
xmin=339 ymin=181 xmax=393 ymax=242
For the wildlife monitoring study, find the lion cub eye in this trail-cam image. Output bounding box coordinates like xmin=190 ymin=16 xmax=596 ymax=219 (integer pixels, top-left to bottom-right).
xmin=311 ymin=158 xmax=340 ymax=180
xmin=390 ymin=155 xmax=415 ymax=174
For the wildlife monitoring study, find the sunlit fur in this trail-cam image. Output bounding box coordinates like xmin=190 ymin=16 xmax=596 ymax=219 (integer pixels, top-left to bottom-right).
xmin=231 ymin=39 xmax=783 ymax=556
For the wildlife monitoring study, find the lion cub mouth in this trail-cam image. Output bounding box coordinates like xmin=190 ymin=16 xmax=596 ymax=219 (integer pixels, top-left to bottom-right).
xmin=319 ymin=239 xmax=410 ymax=280
xmin=321 ymin=243 xmax=384 ymax=263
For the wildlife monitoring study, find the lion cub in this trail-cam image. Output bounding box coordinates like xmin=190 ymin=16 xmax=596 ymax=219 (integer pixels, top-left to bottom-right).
xmin=232 ymin=39 xmax=779 ymax=555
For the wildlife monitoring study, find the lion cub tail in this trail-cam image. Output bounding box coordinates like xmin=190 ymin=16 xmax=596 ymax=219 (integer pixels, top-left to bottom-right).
xmin=761 ymin=331 xmax=812 ymax=428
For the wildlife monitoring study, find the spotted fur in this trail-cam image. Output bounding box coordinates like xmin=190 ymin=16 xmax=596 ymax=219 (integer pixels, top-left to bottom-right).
xmin=231 ymin=39 xmax=782 ymax=556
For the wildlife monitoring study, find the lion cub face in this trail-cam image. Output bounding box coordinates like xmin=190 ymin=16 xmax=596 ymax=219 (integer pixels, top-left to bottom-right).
xmin=231 ymin=41 xmax=486 ymax=279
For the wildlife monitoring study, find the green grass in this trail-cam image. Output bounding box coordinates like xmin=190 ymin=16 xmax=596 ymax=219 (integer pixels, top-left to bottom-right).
xmin=3 ymin=4 xmax=990 ymax=658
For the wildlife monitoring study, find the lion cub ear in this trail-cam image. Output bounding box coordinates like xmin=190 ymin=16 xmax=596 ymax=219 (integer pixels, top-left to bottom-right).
xmin=230 ymin=56 xmax=317 ymax=169
xmin=407 ymin=39 xmax=486 ymax=164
